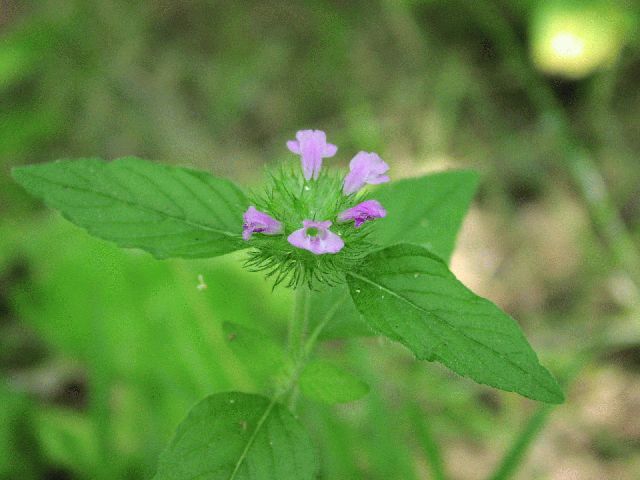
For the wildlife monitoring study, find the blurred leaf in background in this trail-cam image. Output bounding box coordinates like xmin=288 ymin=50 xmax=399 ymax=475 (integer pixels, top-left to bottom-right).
xmin=2 ymin=216 xmax=289 ymax=478
xmin=0 ymin=382 xmax=42 ymax=479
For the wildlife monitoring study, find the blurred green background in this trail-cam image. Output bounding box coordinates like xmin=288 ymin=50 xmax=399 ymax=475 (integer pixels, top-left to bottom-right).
xmin=2 ymin=0 xmax=640 ymax=479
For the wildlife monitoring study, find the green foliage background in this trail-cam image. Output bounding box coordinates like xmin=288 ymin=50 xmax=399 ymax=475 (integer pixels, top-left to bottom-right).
xmin=2 ymin=0 xmax=640 ymax=478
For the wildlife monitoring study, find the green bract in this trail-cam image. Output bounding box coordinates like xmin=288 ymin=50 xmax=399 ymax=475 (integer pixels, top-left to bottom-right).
xmin=245 ymin=166 xmax=374 ymax=288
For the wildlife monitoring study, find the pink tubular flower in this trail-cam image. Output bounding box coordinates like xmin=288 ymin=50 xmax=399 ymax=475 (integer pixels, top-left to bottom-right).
xmin=343 ymin=151 xmax=390 ymax=195
xmin=338 ymin=200 xmax=387 ymax=228
xmin=287 ymin=220 xmax=344 ymax=255
xmin=287 ymin=130 xmax=338 ymax=181
xmin=242 ymin=206 xmax=283 ymax=241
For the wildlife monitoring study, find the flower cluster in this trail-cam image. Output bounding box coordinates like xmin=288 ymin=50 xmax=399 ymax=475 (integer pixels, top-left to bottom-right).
xmin=242 ymin=129 xmax=390 ymax=287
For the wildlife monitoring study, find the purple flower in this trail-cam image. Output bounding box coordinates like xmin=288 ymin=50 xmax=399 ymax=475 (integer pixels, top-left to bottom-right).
xmin=287 ymin=130 xmax=338 ymax=181
xmin=242 ymin=206 xmax=283 ymax=241
xmin=338 ymin=200 xmax=387 ymax=228
xmin=343 ymin=151 xmax=390 ymax=195
xmin=287 ymin=220 xmax=344 ymax=255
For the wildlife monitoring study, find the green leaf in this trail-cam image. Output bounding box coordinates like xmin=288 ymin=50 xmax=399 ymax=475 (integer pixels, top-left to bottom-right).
xmin=309 ymin=170 xmax=479 ymax=339
xmin=154 ymin=392 xmax=318 ymax=480
xmin=299 ymin=360 xmax=370 ymax=404
xmin=12 ymin=157 xmax=248 ymax=259
xmin=372 ymin=169 xmax=479 ymax=262
xmin=346 ymin=244 xmax=564 ymax=404
xmin=223 ymin=322 xmax=290 ymax=388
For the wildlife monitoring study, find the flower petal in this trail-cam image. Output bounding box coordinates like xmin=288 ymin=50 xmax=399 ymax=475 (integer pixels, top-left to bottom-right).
xmin=287 ymin=220 xmax=344 ymax=255
xmin=303 ymin=219 xmax=332 ymax=230
xmin=242 ymin=206 xmax=283 ymax=240
xmin=323 ymin=143 xmax=338 ymax=157
xmin=287 ymin=228 xmax=312 ymax=250
xmin=366 ymin=174 xmax=390 ymax=185
xmin=286 ymin=140 xmax=300 ymax=154
xmin=287 ymin=129 xmax=337 ymax=181
xmin=314 ymin=229 xmax=344 ymax=254
xmin=343 ymin=151 xmax=390 ymax=195
xmin=338 ymin=200 xmax=387 ymax=228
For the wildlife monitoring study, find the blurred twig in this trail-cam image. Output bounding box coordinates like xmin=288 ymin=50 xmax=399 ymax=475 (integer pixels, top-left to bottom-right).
xmin=486 ymin=327 xmax=614 ymax=480
xmin=412 ymin=405 xmax=448 ymax=480
xmin=487 ymin=402 xmax=555 ymax=480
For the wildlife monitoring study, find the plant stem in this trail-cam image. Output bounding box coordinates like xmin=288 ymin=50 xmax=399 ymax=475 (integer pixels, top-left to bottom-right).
xmin=230 ymin=285 xmax=326 ymax=478
xmin=288 ymin=285 xmax=311 ymax=360
xmin=303 ymin=291 xmax=348 ymax=356
xmin=286 ymin=285 xmax=314 ymax=410
xmin=283 ymin=288 xmax=349 ymax=410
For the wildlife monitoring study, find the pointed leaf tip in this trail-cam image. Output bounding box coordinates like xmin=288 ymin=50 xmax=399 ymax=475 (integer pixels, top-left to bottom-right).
xmin=12 ymin=158 xmax=249 ymax=259
xmin=347 ymin=243 xmax=564 ymax=403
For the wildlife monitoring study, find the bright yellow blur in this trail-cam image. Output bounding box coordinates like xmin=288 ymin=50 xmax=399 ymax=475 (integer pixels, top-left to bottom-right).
xmin=531 ymin=2 xmax=629 ymax=79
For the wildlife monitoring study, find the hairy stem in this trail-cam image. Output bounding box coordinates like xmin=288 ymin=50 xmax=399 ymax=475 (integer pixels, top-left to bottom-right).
xmin=286 ymin=285 xmax=312 ymax=410
xmin=288 ymin=285 xmax=311 ymax=360
xmin=303 ymin=291 xmax=348 ymax=356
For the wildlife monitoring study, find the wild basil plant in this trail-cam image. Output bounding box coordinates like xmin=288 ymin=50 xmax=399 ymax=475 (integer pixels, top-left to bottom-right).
xmin=13 ymin=130 xmax=563 ymax=479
